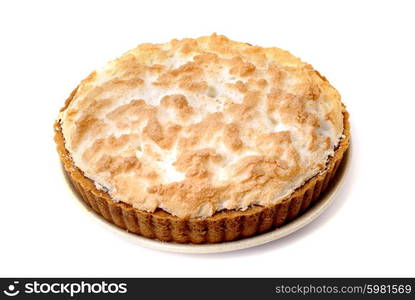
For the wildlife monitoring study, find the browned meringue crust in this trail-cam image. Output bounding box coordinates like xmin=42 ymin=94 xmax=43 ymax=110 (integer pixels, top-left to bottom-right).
xmin=54 ymin=87 xmax=349 ymax=243
xmin=59 ymin=34 xmax=345 ymax=219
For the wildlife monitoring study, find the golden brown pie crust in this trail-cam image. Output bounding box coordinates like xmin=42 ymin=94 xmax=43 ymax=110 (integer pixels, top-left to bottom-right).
xmin=55 ymin=87 xmax=350 ymax=244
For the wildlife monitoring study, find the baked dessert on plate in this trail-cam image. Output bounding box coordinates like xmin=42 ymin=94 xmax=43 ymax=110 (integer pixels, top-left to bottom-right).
xmin=55 ymin=34 xmax=350 ymax=244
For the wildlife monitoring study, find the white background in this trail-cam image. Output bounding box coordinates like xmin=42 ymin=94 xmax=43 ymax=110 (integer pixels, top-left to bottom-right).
xmin=1 ymin=0 xmax=414 ymax=277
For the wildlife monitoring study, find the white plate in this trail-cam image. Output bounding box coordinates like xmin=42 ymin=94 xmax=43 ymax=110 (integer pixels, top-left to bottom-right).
xmin=63 ymin=148 xmax=350 ymax=254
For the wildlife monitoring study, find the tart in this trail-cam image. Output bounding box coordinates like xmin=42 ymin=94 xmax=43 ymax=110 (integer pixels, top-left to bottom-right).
xmin=55 ymin=34 xmax=350 ymax=244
